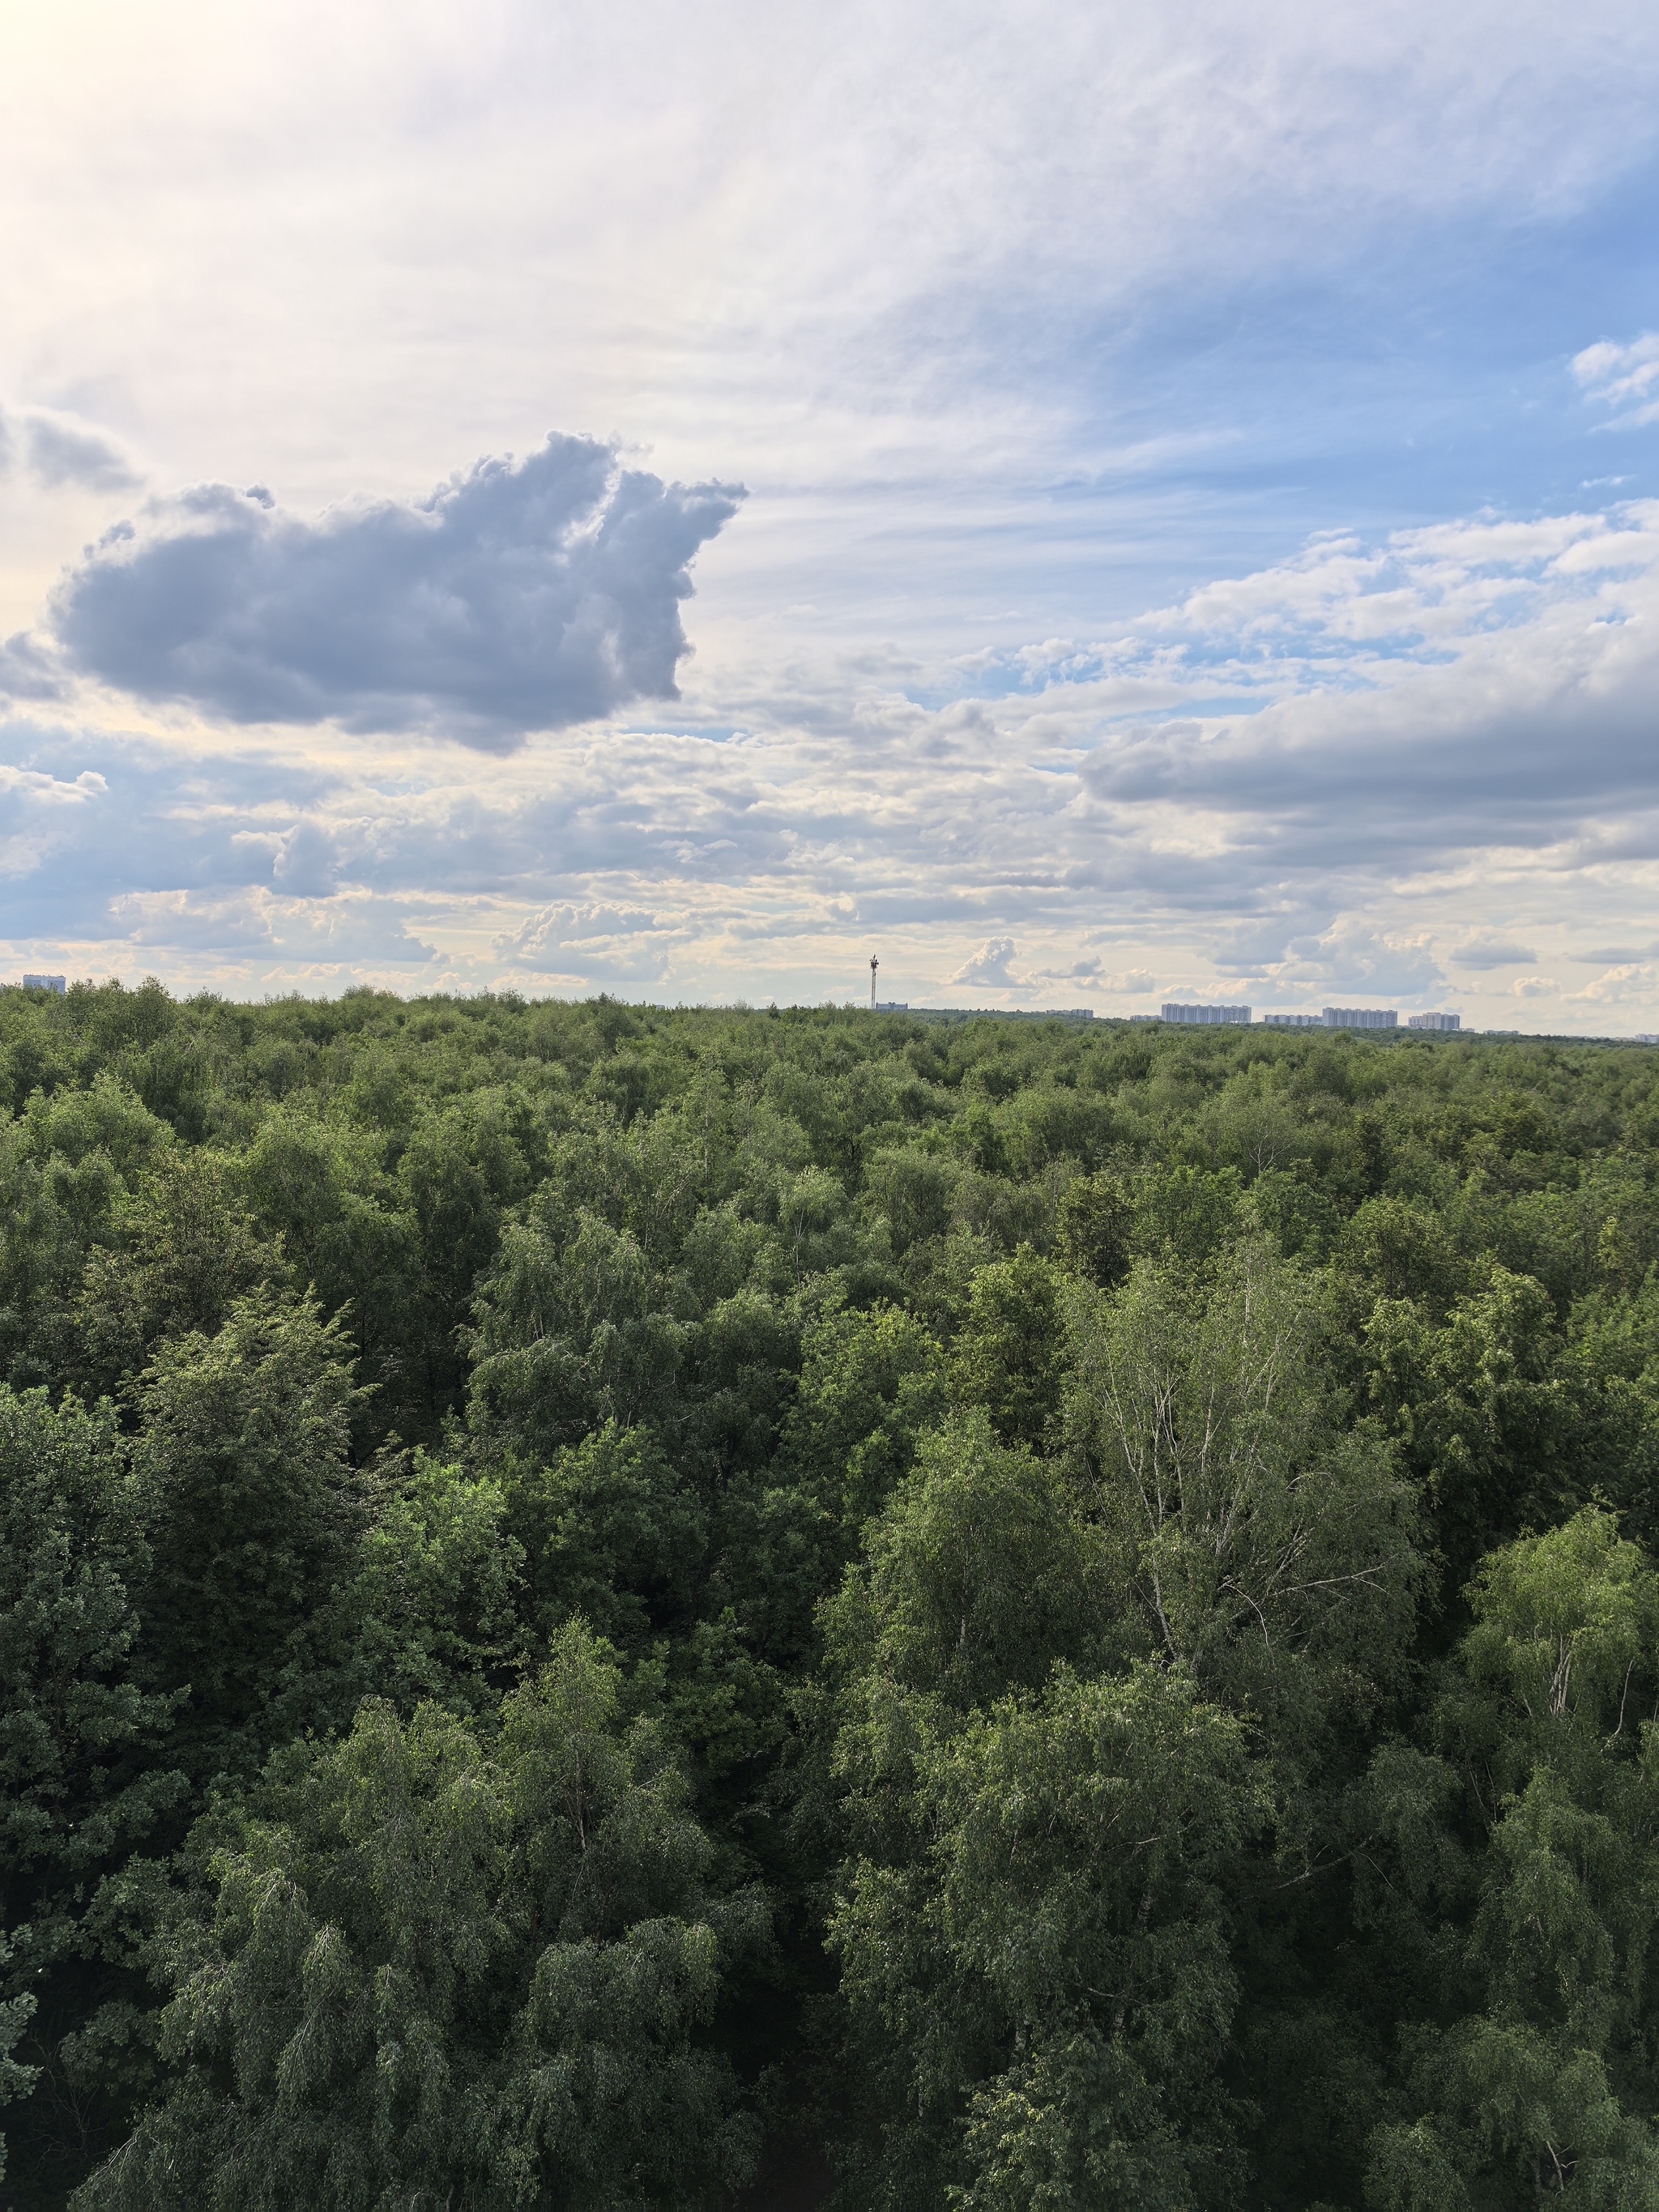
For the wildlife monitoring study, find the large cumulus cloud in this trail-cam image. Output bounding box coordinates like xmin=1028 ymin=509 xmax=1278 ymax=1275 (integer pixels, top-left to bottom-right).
xmin=42 ymin=436 xmax=744 ymax=747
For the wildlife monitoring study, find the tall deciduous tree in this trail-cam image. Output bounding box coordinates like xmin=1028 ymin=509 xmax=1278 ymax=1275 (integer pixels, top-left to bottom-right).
xmin=72 ymin=1623 xmax=766 ymax=2212
xmin=132 ymin=1291 xmax=366 ymax=1763
xmin=75 ymin=1149 xmax=284 ymax=1400
xmin=0 ymin=1387 xmax=183 ymax=2195
xmin=1367 ymin=1511 xmax=1659 ymax=2207
xmin=0 ymin=1391 xmax=180 ymax=1931
xmin=1067 ymin=1241 xmax=1422 ymax=1797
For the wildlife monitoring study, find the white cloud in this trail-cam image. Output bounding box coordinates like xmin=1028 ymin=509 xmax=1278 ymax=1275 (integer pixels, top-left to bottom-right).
xmin=104 ymin=884 xmax=438 ymax=965
xmin=37 ymin=437 xmax=743 ymax=747
xmin=1572 ymin=334 xmax=1659 ymax=428
xmin=1575 ymin=940 xmax=1659 ymax=963
xmin=1568 ymin=963 xmax=1659 ymax=1007
xmin=2 ymin=6 xmax=1657 ymax=1038
xmin=498 ymin=901 xmax=673 ymax=962
xmin=949 ymin=936 xmax=1020 ymax=988
xmin=271 ymin=820 xmax=341 ymax=898
xmin=1051 ymin=962 xmax=1156 ymax=995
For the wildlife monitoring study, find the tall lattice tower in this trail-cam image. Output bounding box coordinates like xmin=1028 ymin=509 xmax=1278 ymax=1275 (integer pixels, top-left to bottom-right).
xmin=870 ymin=955 xmax=878 ymax=1010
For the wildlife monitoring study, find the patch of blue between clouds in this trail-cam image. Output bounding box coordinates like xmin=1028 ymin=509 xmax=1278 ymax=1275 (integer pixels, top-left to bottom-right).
xmin=876 ymin=151 xmax=1659 ymax=685
xmin=1087 ymin=149 xmax=1659 ymax=529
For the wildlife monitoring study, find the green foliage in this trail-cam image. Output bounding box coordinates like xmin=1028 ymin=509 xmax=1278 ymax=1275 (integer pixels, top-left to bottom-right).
xmin=785 ymin=1299 xmax=948 ymax=1523
xmin=1363 ymin=1514 xmax=1659 ymax=2203
xmin=330 ymin=1451 xmax=527 ymax=1720
xmin=1057 ymin=1170 xmax=1135 ymax=1286
xmin=824 ymin=1413 xmax=1106 ymax=1722
xmin=830 ymin=1660 xmax=1265 ymax=2209
xmin=1457 ymin=1508 xmax=1659 ymax=1760
xmin=0 ymin=1076 xmax=173 ymax=1391
xmin=0 ymin=1388 xmax=185 ymax=2197
xmin=0 ymin=1391 xmax=181 ymax=1920
xmin=237 ymin=1105 xmax=419 ymax=1426
xmin=507 ymin=1421 xmax=706 ymax=1652
xmin=0 ymin=1930 xmax=40 ymax=2184
xmin=949 ymin=1247 xmax=1067 ymax=1451
xmin=132 ymin=1290 xmax=367 ymax=1758
xmin=1068 ymin=1242 xmax=1422 ymax=1776
xmin=1363 ymin=1264 xmax=1577 ymax=1584
xmin=6 ymin=983 xmax=1659 ymax=2202
xmin=1135 ymin=1163 xmax=1244 ymax=1271
xmin=75 ymin=1148 xmax=284 ymax=1400
xmin=467 ymin=1186 xmax=689 ymax=1460
xmin=71 ymin=1624 xmax=765 ymax=2212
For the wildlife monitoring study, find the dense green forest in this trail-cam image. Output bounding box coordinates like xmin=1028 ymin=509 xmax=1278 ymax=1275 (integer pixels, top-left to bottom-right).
xmin=8 ymin=980 xmax=1659 ymax=2206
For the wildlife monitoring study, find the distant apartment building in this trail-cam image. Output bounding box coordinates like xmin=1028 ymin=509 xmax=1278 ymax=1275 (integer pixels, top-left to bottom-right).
xmin=22 ymin=974 xmax=66 ymax=994
xmin=1159 ymin=999 xmax=1458 ymax=1034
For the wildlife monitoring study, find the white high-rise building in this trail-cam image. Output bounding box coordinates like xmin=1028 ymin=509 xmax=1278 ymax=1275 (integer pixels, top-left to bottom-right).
xmin=21 ymin=974 xmax=66 ymax=994
xmin=1161 ymin=1003 xmax=1251 ymax=1025
xmin=1323 ymin=1007 xmax=1396 ymax=1029
xmin=1407 ymin=1012 xmax=1461 ymax=1031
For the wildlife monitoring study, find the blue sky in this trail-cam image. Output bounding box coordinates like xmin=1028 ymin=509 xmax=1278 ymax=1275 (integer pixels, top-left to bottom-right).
xmin=3 ymin=0 xmax=1659 ymax=1026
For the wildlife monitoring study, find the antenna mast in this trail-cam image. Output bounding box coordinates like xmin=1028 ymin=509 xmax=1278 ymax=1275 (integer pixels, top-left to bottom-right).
xmin=870 ymin=955 xmax=878 ymax=1012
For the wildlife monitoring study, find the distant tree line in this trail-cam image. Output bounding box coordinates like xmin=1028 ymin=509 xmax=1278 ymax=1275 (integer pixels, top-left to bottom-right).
xmin=6 ymin=978 xmax=1659 ymax=2206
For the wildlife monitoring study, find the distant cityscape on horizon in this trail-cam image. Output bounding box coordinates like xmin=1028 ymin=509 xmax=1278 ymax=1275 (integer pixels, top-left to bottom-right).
xmin=6 ymin=974 xmax=1658 ymax=1046
xmin=1157 ymin=1003 xmax=1459 ymax=1032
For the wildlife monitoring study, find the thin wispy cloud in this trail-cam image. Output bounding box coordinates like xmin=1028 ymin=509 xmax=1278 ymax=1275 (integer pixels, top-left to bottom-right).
xmin=1573 ymin=334 xmax=1659 ymax=428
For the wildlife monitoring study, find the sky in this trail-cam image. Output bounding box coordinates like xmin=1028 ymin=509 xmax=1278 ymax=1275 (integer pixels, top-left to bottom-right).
xmin=3 ymin=0 xmax=1659 ymax=1027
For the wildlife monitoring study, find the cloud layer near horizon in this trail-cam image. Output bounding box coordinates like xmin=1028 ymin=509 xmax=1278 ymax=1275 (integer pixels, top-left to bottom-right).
xmin=6 ymin=492 xmax=1659 ymax=1028
xmin=21 ymin=437 xmax=741 ymax=745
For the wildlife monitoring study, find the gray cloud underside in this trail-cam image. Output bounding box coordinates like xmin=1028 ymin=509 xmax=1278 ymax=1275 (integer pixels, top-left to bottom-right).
xmin=1448 ymin=937 xmax=1542 ymax=970
xmin=0 ymin=632 xmax=65 ymax=703
xmin=34 ymin=435 xmax=744 ymax=747
xmin=0 ymin=402 xmax=143 ymax=493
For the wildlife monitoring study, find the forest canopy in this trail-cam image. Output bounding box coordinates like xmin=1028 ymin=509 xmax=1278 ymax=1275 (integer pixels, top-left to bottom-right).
xmin=6 ymin=978 xmax=1659 ymax=2206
